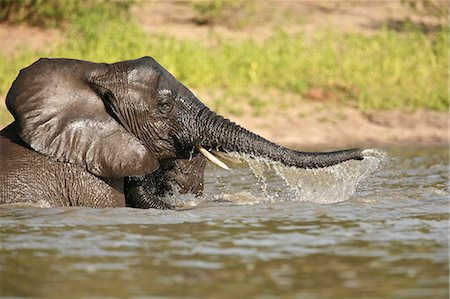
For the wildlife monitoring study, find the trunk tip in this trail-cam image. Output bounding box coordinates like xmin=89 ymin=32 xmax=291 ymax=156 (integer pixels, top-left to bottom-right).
xmin=361 ymin=148 xmax=386 ymax=159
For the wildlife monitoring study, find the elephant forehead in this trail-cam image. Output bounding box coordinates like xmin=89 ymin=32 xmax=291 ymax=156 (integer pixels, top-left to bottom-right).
xmin=127 ymin=67 xmax=158 ymax=84
xmin=123 ymin=58 xmax=178 ymax=87
xmin=127 ymin=68 xmax=141 ymax=81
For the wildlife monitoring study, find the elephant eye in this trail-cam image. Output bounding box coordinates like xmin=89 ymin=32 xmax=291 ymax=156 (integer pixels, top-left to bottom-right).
xmin=158 ymin=97 xmax=173 ymax=114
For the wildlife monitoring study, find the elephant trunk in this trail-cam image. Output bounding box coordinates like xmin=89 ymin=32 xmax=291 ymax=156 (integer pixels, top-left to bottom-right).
xmin=194 ymin=107 xmax=365 ymax=169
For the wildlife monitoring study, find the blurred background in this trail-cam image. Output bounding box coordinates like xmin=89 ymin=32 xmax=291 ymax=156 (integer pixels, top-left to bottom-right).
xmin=0 ymin=0 xmax=448 ymax=148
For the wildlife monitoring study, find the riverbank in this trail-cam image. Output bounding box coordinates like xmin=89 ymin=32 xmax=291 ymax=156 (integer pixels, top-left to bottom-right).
xmin=232 ymin=106 xmax=448 ymax=149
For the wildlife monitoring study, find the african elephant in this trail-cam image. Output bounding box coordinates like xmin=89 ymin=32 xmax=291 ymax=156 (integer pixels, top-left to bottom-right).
xmin=0 ymin=57 xmax=366 ymax=208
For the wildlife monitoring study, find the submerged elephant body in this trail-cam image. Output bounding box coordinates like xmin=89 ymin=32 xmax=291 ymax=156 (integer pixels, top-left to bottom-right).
xmin=0 ymin=57 xmax=365 ymax=208
xmin=1 ymin=123 xmax=125 ymax=207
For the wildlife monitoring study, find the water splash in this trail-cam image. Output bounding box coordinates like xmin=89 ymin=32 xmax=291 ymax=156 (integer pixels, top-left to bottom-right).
xmin=247 ymin=158 xmax=272 ymax=200
xmin=156 ymin=149 xmax=385 ymax=208
xmin=160 ymin=191 xmax=203 ymax=209
xmin=228 ymin=149 xmax=385 ymax=204
xmin=1 ymin=200 xmax=53 ymax=208
xmin=273 ymin=156 xmax=382 ymax=204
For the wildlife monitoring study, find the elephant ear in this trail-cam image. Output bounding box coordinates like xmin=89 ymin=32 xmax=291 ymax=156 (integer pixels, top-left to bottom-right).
xmin=6 ymin=58 xmax=159 ymax=178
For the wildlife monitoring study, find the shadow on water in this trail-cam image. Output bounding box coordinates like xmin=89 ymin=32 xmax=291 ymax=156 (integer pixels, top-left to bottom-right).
xmin=0 ymin=148 xmax=449 ymax=298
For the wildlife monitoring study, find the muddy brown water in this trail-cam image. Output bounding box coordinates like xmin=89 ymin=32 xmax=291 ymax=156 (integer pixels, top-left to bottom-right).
xmin=0 ymin=148 xmax=448 ymax=298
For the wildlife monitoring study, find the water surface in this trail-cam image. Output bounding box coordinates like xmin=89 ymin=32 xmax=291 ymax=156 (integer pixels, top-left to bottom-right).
xmin=1 ymin=148 xmax=448 ymax=298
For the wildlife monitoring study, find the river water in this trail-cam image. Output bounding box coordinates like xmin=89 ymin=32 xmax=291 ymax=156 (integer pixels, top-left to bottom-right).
xmin=0 ymin=148 xmax=448 ymax=298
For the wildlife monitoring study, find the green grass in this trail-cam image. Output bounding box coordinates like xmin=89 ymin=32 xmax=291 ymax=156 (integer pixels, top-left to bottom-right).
xmin=0 ymin=0 xmax=134 ymax=27
xmin=0 ymin=3 xmax=448 ymax=127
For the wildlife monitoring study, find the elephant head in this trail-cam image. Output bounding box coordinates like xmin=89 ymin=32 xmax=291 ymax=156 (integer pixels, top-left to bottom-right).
xmin=6 ymin=57 xmax=365 ymax=206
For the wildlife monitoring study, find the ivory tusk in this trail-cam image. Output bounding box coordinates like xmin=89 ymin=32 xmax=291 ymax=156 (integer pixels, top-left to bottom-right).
xmin=211 ymin=150 xmax=242 ymax=164
xmin=197 ymin=145 xmax=230 ymax=170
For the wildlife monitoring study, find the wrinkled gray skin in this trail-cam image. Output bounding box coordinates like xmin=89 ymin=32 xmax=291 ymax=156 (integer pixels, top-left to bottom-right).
xmin=0 ymin=57 xmax=365 ymax=208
